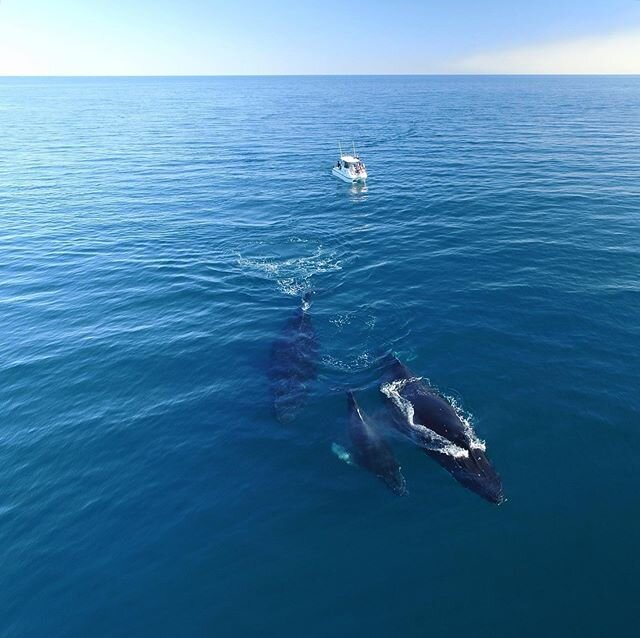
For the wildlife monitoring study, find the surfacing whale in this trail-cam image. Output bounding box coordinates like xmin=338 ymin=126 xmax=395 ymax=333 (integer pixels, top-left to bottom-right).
xmin=268 ymin=292 xmax=318 ymax=423
xmin=333 ymin=391 xmax=407 ymax=496
xmin=381 ymin=354 xmax=504 ymax=504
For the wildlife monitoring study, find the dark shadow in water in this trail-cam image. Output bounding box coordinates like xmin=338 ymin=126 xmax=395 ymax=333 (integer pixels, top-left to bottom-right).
xmin=268 ymin=292 xmax=319 ymax=423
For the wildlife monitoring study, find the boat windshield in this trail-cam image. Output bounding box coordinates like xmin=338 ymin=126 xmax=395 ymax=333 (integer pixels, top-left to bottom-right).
xmin=338 ymin=158 xmax=365 ymax=173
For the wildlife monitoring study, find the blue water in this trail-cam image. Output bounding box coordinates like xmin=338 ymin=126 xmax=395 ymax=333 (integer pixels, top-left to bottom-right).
xmin=2 ymin=76 xmax=639 ymax=637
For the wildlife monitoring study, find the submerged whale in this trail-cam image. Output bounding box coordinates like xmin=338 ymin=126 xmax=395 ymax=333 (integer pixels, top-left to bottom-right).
xmin=268 ymin=292 xmax=319 ymax=423
xmin=333 ymin=391 xmax=407 ymax=496
xmin=381 ymin=354 xmax=504 ymax=504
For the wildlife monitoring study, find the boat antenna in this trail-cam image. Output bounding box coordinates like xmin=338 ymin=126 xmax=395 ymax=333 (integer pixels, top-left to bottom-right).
xmin=339 ymin=141 xmax=343 ymax=158
xmin=352 ymin=141 xmax=356 ymax=157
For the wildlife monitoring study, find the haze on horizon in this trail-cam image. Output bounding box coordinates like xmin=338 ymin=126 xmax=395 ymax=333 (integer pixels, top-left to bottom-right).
xmin=1 ymin=0 xmax=640 ymax=75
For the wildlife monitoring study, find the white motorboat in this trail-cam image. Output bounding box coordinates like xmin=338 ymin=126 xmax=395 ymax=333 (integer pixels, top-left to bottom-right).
xmin=332 ymin=143 xmax=367 ymax=183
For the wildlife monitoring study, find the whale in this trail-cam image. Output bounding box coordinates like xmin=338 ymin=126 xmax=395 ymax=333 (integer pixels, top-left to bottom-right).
xmin=332 ymin=391 xmax=407 ymax=496
xmin=268 ymin=292 xmax=318 ymax=423
xmin=380 ymin=354 xmax=504 ymax=504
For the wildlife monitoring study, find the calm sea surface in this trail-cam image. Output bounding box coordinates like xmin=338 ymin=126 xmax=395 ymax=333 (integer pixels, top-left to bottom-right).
xmin=1 ymin=76 xmax=639 ymax=637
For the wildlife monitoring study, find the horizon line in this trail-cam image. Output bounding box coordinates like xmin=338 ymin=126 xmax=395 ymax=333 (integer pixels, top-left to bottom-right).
xmin=1 ymin=73 xmax=640 ymax=78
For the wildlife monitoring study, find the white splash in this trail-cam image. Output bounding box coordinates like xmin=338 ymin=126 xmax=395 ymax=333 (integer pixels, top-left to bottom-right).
xmin=278 ymin=278 xmax=309 ymax=297
xmin=442 ymin=393 xmax=486 ymax=452
xmin=321 ymin=351 xmax=373 ymax=372
xmin=329 ymin=312 xmax=353 ymax=328
xmin=236 ymin=246 xmax=342 ymax=297
xmin=380 ymin=378 xmax=469 ymax=459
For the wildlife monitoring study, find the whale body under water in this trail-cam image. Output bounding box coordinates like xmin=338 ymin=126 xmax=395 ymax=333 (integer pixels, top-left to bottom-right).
xmin=381 ymin=354 xmax=504 ymax=504
xmin=333 ymin=391 xmax=407 ymax=496
xmin=268 ymin=292 xmax=318 ymax=423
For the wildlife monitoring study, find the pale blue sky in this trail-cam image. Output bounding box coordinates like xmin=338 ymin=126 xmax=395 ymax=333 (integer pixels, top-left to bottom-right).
xmin=2 ymin=0 xmax=640 ymax=74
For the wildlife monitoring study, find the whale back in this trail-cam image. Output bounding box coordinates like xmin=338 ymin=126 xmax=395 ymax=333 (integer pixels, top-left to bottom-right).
xmin=268 ymin=297 xmax=318 ymax=422
xmin=424 ymin=447 xmax=505 ymax=504
xmin=382 ymin=354 xmax=470 ymax=448
xmin=381 ymin=355 xmax=504 ymax=504
xmin=347 ymin=391 xmax=407 ymax=496
xmin=405 ymin=385 xmax=470 ymax=449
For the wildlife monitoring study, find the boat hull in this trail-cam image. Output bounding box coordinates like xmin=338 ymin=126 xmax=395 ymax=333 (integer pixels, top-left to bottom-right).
xmin=332 ymin=167 xmax=367 ymax=183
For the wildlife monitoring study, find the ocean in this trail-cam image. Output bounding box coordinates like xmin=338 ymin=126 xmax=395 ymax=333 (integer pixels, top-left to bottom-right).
xmin=1 ymin=76 xmax=639 ymax=637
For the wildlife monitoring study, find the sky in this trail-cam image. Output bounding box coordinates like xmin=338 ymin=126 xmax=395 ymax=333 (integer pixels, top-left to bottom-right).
xmin=1 ymin=0 xmax=640 ymax=75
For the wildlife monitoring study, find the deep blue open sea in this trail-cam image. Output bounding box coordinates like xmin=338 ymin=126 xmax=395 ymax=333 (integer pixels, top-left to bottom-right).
xmin=1 ymin=76 xmax=640 ymax=637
